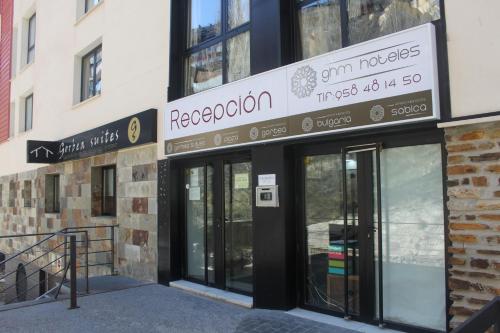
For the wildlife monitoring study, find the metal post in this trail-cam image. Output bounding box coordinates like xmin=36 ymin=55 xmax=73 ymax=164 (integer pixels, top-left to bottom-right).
xmin=63 ymin=235 xmax=67 ymax=271
xmin=375 ymin=145 xmax=384 ymax=327
xmin=341 ymin=148 xmax=349 ymax=319
xmin=85 ymin=231 xmax=89 ymax=294
xmin=69 ymin=235 xmax=79 ymax=310
xmin=110 ymin=227 xmax=115 ymax=275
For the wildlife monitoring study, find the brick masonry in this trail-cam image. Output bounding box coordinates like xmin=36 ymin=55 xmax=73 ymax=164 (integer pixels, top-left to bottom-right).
xmin=445 ymin=121 xmax=500 ymax=328
xmin=0 ymin=144 xmax=158 ymax=282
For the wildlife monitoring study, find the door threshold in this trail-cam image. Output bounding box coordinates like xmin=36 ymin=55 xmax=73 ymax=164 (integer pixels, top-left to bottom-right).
xmin=287 ymin=309 xmax=404 ymax=333
xmin=169 ymin=280 xmax=253 ymax=309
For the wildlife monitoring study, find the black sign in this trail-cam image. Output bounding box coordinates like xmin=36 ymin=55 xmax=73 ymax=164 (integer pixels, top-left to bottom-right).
xmin=27 ymin=109 xmax=157 ymax=164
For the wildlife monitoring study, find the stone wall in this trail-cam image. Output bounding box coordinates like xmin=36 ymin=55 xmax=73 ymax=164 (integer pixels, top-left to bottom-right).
xmin=0 ymin=144 xmax=158 ymax=282
xmin=445 ymin=121 xmax=500 ymax=328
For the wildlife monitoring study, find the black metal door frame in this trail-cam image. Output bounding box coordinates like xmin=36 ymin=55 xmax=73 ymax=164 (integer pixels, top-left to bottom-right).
xmin=178 ymin=153 xmax=253 ymax=294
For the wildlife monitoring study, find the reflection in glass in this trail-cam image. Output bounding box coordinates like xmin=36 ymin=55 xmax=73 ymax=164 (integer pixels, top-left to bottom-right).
xmin=375 ymin=144 xmax=445 ymax=331
xmin=348 ymin=0 xmax=440 ymax=45
xmin=225 ymin=162 xmax=253 ymax=293
xmin=186 ymin=167 xmax=206 ymax=281
xmin=207 ymin=166 xmax=215 ymax=284
xmin=304 ymin=154 xmax=345 ymax=312
xmin=102 ymin=167 xmax=116 ymax=216
xmin=228 ymin=0 xmax=250 ymax=30
xmin=298 ymin=0 xmax=341 ymax=59
xmin=188 ymin=0 xmax=221 ymax=47
xmin=186 ymin=43 xmax=223 ymax=95
xmin=227 ymin=32 xmax=251 ymax=83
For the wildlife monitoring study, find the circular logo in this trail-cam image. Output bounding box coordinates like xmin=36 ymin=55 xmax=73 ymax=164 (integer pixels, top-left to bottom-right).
xmin=291 ymin=65 xmax=317 ymax=98
xmin=249 ymin=127 xmax=259 ymax=141
xmin=128 ymin=117 xmax=141 ymax=143
xmin=302 ymin=117 xmax=314 ymax=132
xmin=166 ymin=142 xmax=173 ymax=154
xmin=214 ymin=134 xmax=222 ymax=146
xmin=370 ymin=105 xmax=385 ymax=122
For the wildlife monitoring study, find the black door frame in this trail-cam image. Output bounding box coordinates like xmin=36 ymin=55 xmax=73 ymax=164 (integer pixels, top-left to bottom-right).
xmin=294 ymin=130 xmax=447 ymax=333
xmin=177 ymin=152 xmax=253 ymax=295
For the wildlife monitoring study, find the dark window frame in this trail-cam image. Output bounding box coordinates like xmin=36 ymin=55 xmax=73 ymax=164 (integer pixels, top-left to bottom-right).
xmin=25 ymin=94 xmax=33 ymax=131
xmin=45 ymin=174 xmax=60 ymax=214
xmin=27 ymin=13 xmax=36 ymax=64
xmin=101 ymin=165 xmax=116 ymax=217
xmin=183 ymin=0 xmax=252 ymax=96
xmin=81 ymin=44 xmax=102 ymax=102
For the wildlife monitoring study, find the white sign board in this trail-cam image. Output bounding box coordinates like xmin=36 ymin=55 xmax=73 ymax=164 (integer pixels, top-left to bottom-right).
xmin=165 ymin=24 xmax=439 ymax=156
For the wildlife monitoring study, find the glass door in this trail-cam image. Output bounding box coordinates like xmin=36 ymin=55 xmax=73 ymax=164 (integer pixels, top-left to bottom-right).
xmin=303 ymin=147 xmax=376 ymax=320
xmin=300 ymin=141 xmax=446 ymax=331
xmin=183 ymin=157 xmax=253 ymax=295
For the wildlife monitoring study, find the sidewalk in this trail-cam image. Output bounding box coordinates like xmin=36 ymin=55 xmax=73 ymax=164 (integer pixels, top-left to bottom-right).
xmin=0 ymin=283 xmax=373 ymax=333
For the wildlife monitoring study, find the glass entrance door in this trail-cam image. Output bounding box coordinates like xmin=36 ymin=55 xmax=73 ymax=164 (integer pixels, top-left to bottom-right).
xmin=303 ymin=148 xmax=375 ymax=320
xmin=301 ymin=142 xmax=446 ymax=331
xmin=184 ymin=157 xmax=253 ymax=295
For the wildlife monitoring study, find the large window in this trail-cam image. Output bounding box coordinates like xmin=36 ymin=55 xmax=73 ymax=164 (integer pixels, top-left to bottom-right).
xmin=27 ymin=14 xmax=36 ymax=64
xmin=24 ymin=94 xmax=33 ymax=131
xmin=185 ymin=0 xmax=251 ymax=96
xmin=45 ymin=175 xmax=60 ymax=213
xmin=81 ymin=45 xmax=102 ymax=101
xmin=297 ymin=0 xmax=440 ymax=59
xmin=91 ymin=165 xmax=116 ymax=217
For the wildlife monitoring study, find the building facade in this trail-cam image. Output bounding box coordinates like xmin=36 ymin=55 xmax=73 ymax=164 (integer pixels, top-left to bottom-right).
xmin=0 ymin=0 xmax=498 ymax=332
xmin=158 ymin=1 xmax=499 ymax=333
xmin=0 ymin=0 xmax=169 ymax=282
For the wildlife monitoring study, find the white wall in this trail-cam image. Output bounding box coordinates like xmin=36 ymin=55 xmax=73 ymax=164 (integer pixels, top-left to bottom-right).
xmin=0 ymin=0 xmax=169 ymax=176
xmin=446 ymin=0 xmax=500 ymax=118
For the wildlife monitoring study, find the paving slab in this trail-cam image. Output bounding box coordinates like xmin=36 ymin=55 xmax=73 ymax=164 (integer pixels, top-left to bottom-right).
xmin=0 ymin=284 xmax=364 ymax=333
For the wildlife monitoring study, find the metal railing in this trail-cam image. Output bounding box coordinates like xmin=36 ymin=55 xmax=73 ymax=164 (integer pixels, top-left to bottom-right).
xmin=0 ymin=225 xmax=118 ymax=308
xmin=451 ymin=297 xmax=500 ymax=333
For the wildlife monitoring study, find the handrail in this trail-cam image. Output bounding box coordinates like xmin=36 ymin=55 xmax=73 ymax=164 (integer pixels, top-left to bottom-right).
xmin=0 ymin=225 xmax=118 ymax=307
xmin=451 ymin=297 xmax=500 ymax=333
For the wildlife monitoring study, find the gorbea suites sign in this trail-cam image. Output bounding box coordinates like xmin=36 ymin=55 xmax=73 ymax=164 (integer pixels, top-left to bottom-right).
xmin=165 ymin=24 xmax=440 ymax=156
xmin=27 ymin=109 xmax=157 ymax=164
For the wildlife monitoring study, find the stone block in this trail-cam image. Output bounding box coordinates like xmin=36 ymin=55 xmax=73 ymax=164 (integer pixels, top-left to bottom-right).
xmin=124 ymin=244 xmax=141 ymax=262
xmin=472 ymin=176 xmax=488 ymax=187
xmin=486 ymin=165 xmax=500 ymax=173
xmin=470 ymin=258 xmax=489 ymax=269
xmin=132 ymin=198 xmax=148 ymax=214
xmin=449 ymin=223 xmax=489 ymax=230
xmin=148 ymin=198 xmax=157 ymax=215
xmin=448 ymin=165 xmax=478 ymax=175
xmin=447 ymin=144 xmax=476 ymax=153
xmin=450 ymin=234 xmax=478 ymax=244
xmin=459 ymin=130 xmax=485 ymax=141
xmin=448 ymin=155 xmax=465 ymax=164
xmin=118 ymin=167 xmax=133 ymax=183
xmin=132 ymin=229 xmax=149 ymax=247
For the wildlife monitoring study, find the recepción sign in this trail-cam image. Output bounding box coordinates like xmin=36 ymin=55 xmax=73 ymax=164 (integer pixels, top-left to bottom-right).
xmin=27 ymin=109 xmax=157 ymax=164
xmin=164 ymin=24 xmax=439 ymax=156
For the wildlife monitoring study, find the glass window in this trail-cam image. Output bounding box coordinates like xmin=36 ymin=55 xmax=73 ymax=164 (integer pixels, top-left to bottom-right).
xmin=297 ymin=0 xmax=342 ymax=60
xmin=24 ymin=180 xmax=32 ymax=208
xmin=27 ymin=14 xmax=36 ymax=64
xmin=85 ymin=0 xmax=101 ymax=13
xmin=186 ymin=167 xmax=206 ymax=281
xmin=188 ymin=0 xmax=221 ymax=47
xmin=185 ymin=0 xmax=251 ymax=96
xmin=81 ymin=45 xmax=102 ymax=101
xmin=186 ymin=43 xmax=223 ymax=95
xmin=228 ymin=0 xmax=250 ymax=30
xmin=45 ymin=175 xmax=60 ymax=213
xmin=297 ymin=0 xmax=440 ymax=59
xmin=226 ymin=31 xmax=250 ymax=83
xmin=25 ymin=94 xmax=33 ymax=131
xmin=102 ymin=166 xmax=116 ymax=216
xmin=348 ymin=0 xmax=440 ymax=45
